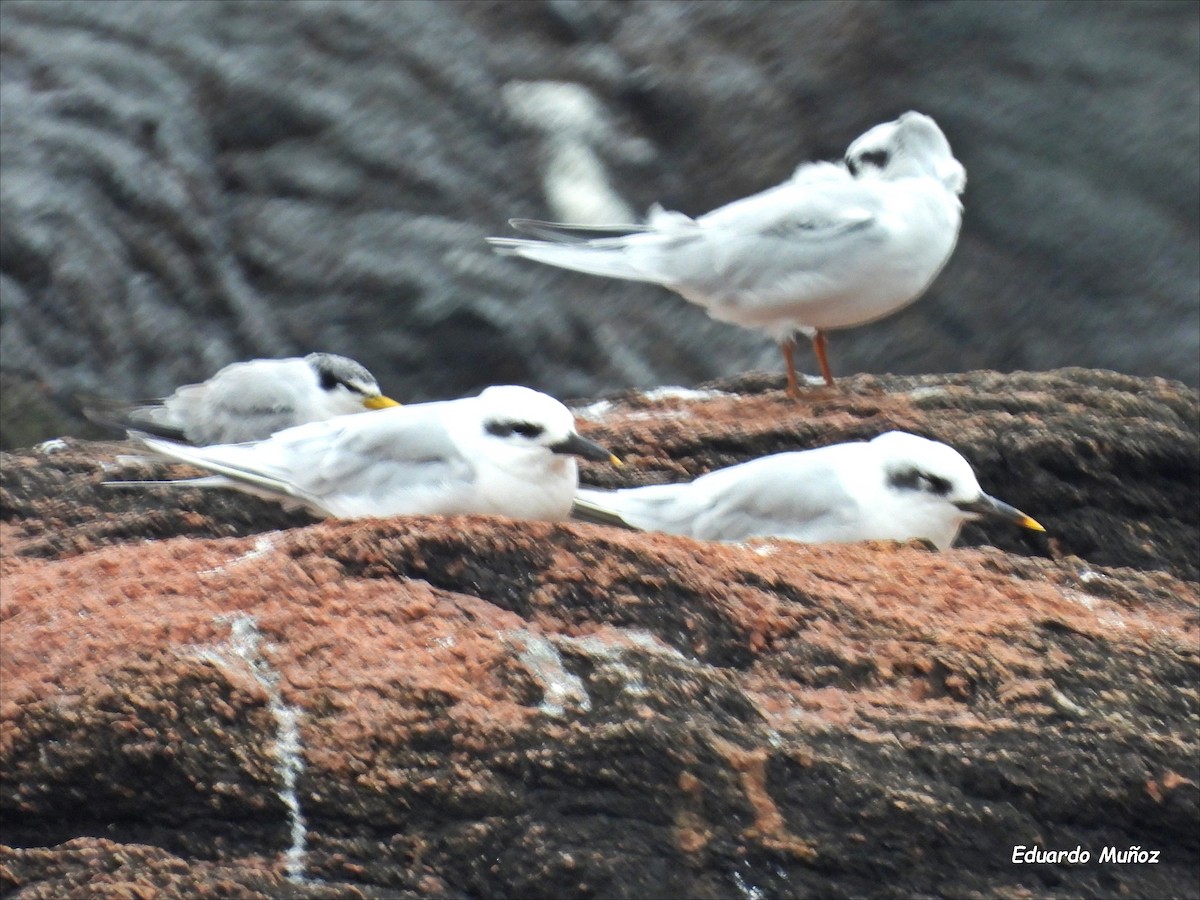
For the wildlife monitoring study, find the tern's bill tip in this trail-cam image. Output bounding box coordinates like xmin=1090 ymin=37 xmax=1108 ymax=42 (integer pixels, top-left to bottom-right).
xmin=1020 ymin=514 xmax=1046 ymax=533
xmin=364 ymin=395 xmax=401 ymax=409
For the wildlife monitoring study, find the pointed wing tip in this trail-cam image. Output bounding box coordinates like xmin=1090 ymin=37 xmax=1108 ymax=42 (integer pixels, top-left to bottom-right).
xmin=570 ymin=497 xmax=641 ymax=531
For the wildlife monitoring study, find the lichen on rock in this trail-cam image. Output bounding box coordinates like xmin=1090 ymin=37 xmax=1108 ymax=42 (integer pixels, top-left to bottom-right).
xmin=2 ymin=370 xmax=1197 ymax=897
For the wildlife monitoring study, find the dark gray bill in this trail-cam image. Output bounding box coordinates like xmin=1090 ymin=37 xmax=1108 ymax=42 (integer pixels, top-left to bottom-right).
xmin=549 ymin=432 xmax=621 ymax=465
xmin=954 ymin=493 xmax=1044 ymax=532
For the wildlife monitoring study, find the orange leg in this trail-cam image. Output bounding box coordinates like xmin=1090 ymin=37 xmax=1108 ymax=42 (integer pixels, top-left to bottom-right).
xmin=812 ymin=329 xmax=835 ymax=387
xmin=781 ymin=337 xmax=800 ymax=399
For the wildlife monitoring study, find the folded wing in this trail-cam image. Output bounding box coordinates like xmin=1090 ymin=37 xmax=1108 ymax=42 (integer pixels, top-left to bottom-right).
xmin=123 ymin=404 xmax=477 ymax=518
xmin=487 ymin=173 xmax=885 ymax=312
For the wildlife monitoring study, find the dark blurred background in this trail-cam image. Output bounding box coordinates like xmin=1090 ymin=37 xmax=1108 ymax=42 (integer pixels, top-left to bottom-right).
xmin=2 ymin=0 xmax=1198 ymax=449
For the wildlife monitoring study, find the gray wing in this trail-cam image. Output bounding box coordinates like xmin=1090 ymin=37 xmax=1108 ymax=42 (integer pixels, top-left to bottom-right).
xmin=84 ymin=358 xmax=314 ymax=444
xmin=286 ymin=404 xmax=474 ymax=502
xmin=576 ymin=452 xmax=860 ymax=543
xmin=487 ymin=177 xmax=885 ymax=306
xmin=166 ymin=359 xmax=313 ymax=444
xmin=571 ymin=491 xmax=643 ymax=530
xmin=650 ymin=177 xmax=884 ymax=303
xmin=133 ymin=403 xmax=477 ymax=517
xmin=688 ymin=453 xmax=859 ymax=542
xmin=507 ymin=218 xmax=653 ymax=243
xmin=80 ymin=393 xmax=188 ymax=441
xmin=575 ymin=483 xmax=710 ymax=537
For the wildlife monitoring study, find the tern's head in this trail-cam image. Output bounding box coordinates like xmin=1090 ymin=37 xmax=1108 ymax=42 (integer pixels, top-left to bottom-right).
xmin=844 ymin=111 xmax=966 ymax=195
xmin=475 ymin=385 xmax=616 ymax=467
xmin=870 ymin=431 xmax=1043 ymax=550
xmin=305 ymin=353 xmax=399 ymax=412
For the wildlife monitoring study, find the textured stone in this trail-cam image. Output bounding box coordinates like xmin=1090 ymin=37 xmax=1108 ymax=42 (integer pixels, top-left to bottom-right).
xmin=2 ymin=520 xmax=1197 ymax=897
xmin=2 ymin=370 xmax=1198 ymax=897
xmin=5 ymin=369 xmax=1196 ymax=581
xmin=2 ymin=1 xmax=1197 ymax=447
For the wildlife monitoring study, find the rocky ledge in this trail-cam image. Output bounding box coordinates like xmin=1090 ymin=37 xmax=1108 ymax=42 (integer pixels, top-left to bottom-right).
xmin=2 ymin=369 xmax=1198 ymax=898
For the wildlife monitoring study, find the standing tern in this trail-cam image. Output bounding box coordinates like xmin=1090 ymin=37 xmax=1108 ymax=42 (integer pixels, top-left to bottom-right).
xmin=489 ymin=112 xmax=966 ymax=397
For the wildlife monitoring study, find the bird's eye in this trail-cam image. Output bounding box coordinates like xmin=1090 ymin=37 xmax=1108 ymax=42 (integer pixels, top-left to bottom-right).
xmin=844 ymin=156 xmax=859 ymax=177
xmin=485 ymin=420 xmax=544 ymax=439
xmin=888 ymin=467 xmax=920 ymax=491
xmin=859 ymin=149 xmax=890 ymax=169
xmin=317 ymin=370 xmax=368 ymax=394
xmin=512 ymin=422 xmax=544 ymax=439
xmin=920 ymin=474 xmax=952 ymax=496
xmin=888 ymin=467 xmax=951 ymax=496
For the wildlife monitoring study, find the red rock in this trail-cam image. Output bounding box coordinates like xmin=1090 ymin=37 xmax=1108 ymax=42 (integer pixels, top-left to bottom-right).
xmin=1 ymin=370 xmax=1197 ymax=897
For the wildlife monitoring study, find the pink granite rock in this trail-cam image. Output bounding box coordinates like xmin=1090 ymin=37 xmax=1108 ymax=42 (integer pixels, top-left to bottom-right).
xmin=2 ymin=370 xmax=1197 ymax=897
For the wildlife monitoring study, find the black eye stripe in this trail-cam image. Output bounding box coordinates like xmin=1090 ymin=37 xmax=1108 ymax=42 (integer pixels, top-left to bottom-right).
xmin=888 ymin=467 xmax=952 ymax=496
xmin=485 ymin=420 xmax=544 ymax=439
xmin=926 ymin=475 xmax=952 ymax=495
xmin=859 ymin=149 xmax=890 ymax=168
xmin=318 ymin=371 xmax=367 ymax=394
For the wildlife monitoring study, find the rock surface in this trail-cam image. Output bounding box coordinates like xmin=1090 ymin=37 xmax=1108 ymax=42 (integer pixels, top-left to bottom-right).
xmin=5 ymin=368 xmax=1197 ymax=581
xmin=2 ymin=370 xmax=1198 ymax=897
xmin=2 ymin=0 xmax=1198 ymax=447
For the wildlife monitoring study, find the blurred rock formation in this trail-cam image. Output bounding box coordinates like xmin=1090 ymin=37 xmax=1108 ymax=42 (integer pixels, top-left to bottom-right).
xmin=2 ymin=1 xmax=1198 ymax=447
xmin=2 ymin=369 xmax=1197 ymax=896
